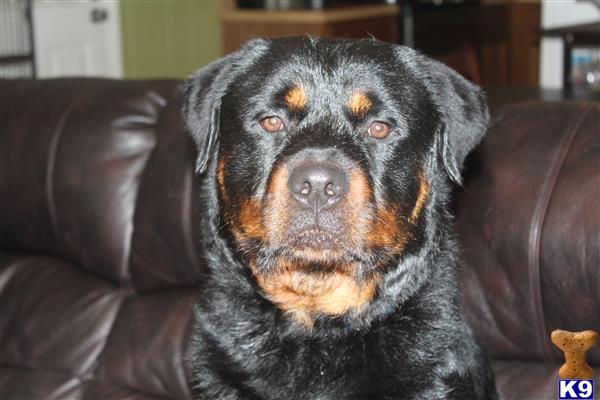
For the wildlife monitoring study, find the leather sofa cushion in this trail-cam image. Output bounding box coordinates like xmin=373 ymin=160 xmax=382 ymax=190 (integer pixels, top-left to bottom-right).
xmin=457 ymin=102 xmax=600 ymax=365
xmin=0 ymin=79 xmax=197 ymax=399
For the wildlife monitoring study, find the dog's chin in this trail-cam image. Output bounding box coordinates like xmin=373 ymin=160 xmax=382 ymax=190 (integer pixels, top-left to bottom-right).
xmin=279 ymin=227 xmax=357 ymax=266
xmin=252 ymin=224 xmax=372 ymax=276
xmin=286 ymin=250 xmax=351 ymax=273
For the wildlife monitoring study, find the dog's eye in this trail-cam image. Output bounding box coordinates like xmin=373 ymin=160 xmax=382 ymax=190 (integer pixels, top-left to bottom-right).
xmin=368 ymin=121 xmax=390 ymax=139
xmin=260 ymin=116 xmax=285 ymax=133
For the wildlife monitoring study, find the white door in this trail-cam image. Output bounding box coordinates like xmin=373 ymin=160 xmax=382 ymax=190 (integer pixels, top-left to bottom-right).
xmin=32 ymin=0 xmax=123 ymax=78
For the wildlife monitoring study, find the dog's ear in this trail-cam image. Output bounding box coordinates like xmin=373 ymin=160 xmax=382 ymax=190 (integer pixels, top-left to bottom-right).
xmin=182 ymin=39 xmax=269 ymax=174
xmin=398 ymin=47 xmax=489 ymax=184
xmin=182 ymin=55 xmax=235 ymax=174
xmin=426 ymin=59 xmax=489 ymax=185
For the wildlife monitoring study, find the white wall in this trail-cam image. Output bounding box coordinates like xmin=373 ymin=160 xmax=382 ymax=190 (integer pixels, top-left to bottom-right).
xmin=540 ymin=0 xmax=600 ymax=88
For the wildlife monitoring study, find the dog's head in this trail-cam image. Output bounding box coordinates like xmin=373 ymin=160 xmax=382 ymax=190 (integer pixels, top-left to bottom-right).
xmin=184 ymin=37 xmax=488 ymax=326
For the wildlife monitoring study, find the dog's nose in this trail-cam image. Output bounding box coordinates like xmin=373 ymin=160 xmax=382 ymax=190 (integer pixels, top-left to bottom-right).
xmin=288 ymin=162 xmax=348 ymax=209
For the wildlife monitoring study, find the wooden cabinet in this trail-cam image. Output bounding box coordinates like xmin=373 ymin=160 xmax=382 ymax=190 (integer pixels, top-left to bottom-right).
xmin=411 ymin=2 xmax=541 ymax=85
xmin=219 ymin=1 xmax=541 ymax=86
xmin=220 ymin=1 xmax=399 ymax=53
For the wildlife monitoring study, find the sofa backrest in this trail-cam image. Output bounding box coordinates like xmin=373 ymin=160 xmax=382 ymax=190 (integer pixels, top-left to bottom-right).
xmin=1 ymin=79 xmax=598 ymax=398
xmin=0 ymin=79 xmax=202 ymax=399
xmin=456 ymin=101 xmax=600 ymax=366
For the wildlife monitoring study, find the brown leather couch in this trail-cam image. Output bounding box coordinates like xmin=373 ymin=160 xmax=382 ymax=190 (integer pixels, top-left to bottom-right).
xmin=0 ymin=79 xmax=598 ymax=400
xmin=456 ymin=100 xmax=600 ymax=399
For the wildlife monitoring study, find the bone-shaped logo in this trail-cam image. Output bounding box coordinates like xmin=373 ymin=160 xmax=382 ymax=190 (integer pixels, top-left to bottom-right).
xmin=551 ymin=329 xmax=598 ymax=379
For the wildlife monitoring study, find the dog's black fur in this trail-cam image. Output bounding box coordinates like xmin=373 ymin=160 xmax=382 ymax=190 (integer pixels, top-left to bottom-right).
xmin=184 ymin=37 xmax=498 ymax=400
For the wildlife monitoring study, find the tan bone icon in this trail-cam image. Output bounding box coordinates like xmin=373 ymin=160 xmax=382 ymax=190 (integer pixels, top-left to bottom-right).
xmin=551 ymin=329 xmax=599 ymax=379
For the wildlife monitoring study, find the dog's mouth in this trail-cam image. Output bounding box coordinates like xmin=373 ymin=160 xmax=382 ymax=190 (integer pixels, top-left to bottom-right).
xmin=291 ymin=226 xmax=339 ymax=252
xmin=225 ymin=152 xmax=429 ymax=325
xmin=278 ymin=224 xmax=363 ymax=269
xmin=244 ymin=192 xmax=378 ymax=325
xmin=257 ymin=157 xmax=375 ymax=267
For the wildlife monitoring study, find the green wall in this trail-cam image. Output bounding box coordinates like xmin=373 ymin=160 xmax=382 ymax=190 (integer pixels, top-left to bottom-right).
xmin=120 ymin=0 xmax=222 ymax=79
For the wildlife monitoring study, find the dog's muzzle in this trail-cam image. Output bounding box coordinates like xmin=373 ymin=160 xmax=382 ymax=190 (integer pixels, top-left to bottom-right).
xmin=274 ymin=148 xmax=364 ymax=254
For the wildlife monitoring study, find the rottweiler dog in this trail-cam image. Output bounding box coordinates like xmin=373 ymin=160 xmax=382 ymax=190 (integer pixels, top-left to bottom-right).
xmin=183 ymin=37 xmax=498 ymax=400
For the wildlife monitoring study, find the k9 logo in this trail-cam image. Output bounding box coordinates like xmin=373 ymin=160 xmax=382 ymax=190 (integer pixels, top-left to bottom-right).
xmin=558 ymin=380 xmax=595 ymax=400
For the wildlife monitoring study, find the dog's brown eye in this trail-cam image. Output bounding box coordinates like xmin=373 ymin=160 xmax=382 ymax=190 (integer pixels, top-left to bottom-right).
xmin=260 ymin=116 xmax=284 ymax=133
xmin=368 ymin=121 xmax=390 ymax=139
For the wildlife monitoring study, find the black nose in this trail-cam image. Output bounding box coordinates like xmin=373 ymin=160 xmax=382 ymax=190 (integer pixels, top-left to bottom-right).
xmin=288 ymin=162 xmax=348 ymax=209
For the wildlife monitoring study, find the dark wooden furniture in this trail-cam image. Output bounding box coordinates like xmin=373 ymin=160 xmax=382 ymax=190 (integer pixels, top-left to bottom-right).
xmin=220 ymin=0 xmax=399 ymax=53
xmin=542 ymin=22 xmax=600 ymax=92
xmin=409 ymin=1 xmax=541 ymax=86
xmin=220 ymin=0 xmax=541 ymax=87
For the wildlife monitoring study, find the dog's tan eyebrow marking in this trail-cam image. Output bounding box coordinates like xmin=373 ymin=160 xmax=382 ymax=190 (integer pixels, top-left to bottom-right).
xmin=348 ymin=91 xmax=373 ymax=117
xmin=284 ymin=85 xmax=308 ymax=111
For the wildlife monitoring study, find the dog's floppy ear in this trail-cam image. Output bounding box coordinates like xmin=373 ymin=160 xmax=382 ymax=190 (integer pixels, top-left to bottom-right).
xmin=426 ymin=60 xmax=489 ymax=184
xmin=183 ymin=54 xmax=236 ymax=174
xmin=182 ymin=39 xmax=269 ymax=174
xmin=399 ymin=48 xmax=489 ymax=184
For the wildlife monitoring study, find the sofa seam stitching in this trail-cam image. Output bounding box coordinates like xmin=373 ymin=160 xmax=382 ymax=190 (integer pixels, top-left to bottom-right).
xmin=528 ymin=103 xmax=591 ymax=363
xmin=123 ymin=88 xmax=172 ymax=287
xmin=46 ymin=99 xmax=80 ymax=243
xmin=181 ymin=166 xmax=201 ymax=281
